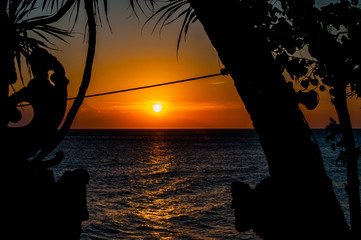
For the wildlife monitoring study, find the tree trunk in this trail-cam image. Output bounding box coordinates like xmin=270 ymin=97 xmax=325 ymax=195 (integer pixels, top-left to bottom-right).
xmin=59 ymin=0 xmax=96 ymax=135
xmin=188 ymin=0 xmax=350 ymax=238
xmin=333 ymin=83 xmax=361 ymax=239
xmin=294 ymin=2 xmax=361 ymax=237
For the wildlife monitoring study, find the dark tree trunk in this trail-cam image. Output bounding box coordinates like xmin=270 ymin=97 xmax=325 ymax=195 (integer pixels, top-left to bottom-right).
xmin=333 ymin=82 xmax=361 ymax=239
xmin=189 ymin=0 xmax=350 ymax=238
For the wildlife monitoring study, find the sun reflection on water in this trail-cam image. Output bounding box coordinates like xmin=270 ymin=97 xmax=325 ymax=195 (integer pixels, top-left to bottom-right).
xmin=129 ymin=136 xmax=190 ymax=238
xmin=147 ymin=139 xmax=173 ymax=175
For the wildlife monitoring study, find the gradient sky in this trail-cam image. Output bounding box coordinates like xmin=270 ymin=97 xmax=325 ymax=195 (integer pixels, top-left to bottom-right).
xmin=11 ymin=0 xmax=361 ymax=129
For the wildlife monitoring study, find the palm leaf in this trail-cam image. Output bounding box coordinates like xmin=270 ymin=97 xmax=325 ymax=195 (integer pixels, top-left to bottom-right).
xmin=145 ymin=1 xmax=185 ymax=33
xmin=144 ymin=0 xmax=196 ymax=53
xmin=34 ymin=25 xmax=72 ymax=43
xmin=176 ymin=9 xmax=197 ymax=52
xmin=6 ymin=0 xmax=76 ymax=88
xmin=9 ymin=0 xmax=38 ymax=23
xmin=15 ymin=6 xmax=37 ymax=23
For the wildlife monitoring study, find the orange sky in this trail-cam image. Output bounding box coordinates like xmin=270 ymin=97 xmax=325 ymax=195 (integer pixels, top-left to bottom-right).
xmin=10 ymin=1 xmax=361 ymax=129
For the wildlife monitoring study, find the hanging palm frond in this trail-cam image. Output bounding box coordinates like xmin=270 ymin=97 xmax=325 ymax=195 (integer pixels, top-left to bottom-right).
xmin=6 ymin=0 xmax=74 ymax=85
xmin=6 ymin=0 xmax=110 ymax=86
xmin=39 ymin=0 xmax=111 ymax=28
xmin=143 ymin=0 xmax=196 ymax=52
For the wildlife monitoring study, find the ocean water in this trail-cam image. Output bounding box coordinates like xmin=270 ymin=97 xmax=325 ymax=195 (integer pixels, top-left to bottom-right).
xmin=53 ymin=129 xmax=361 ymax=240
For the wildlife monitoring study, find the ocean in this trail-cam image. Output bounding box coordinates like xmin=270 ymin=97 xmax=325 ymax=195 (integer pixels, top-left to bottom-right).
xmin=53 ymin=129 xmax=361 ymax=240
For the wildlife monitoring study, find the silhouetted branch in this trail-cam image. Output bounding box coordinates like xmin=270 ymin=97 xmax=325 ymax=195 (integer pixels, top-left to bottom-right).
xmin=59 ymin=0 xmax=96 ymax=135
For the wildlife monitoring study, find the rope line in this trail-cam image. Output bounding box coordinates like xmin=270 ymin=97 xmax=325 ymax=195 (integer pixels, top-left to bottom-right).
xmin=17 ymin=70 xmax=228 ymax=107
xmin=68 ymin=71 xmax=226 ymax=100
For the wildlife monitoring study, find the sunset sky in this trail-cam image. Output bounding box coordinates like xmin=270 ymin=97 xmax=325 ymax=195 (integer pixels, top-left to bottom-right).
xmin=11 ymin=0 xmax=361 ymax=129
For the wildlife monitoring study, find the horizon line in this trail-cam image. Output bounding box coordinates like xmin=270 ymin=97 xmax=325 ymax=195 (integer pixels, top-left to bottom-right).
xmin=67 ymin=128 xmax=343 ymax=130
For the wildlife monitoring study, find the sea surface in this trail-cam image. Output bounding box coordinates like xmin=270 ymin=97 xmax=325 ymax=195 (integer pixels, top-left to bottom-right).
xmin=53 ymin=129 xmax=361 ymax=240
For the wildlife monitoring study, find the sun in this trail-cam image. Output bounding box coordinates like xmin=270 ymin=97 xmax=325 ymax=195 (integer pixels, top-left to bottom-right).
xmin=152 ymin=104 xmax=163 ymax=113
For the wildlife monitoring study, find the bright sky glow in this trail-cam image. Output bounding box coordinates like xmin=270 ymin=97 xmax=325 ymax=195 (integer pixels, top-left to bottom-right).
xmin=12 ymin=1 xmax=361 ymax=129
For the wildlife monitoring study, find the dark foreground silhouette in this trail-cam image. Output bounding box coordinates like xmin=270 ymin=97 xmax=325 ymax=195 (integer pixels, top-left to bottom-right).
xmin=6 ymin=48 xmax=68 ymax=159
xmin=3 ymin=48 xmax=88 ymax=239
xmin=231 ymin=178 xmax=350 ymax=240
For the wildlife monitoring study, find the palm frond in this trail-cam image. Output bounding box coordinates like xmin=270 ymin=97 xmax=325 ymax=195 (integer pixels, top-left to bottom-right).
xmin=15 ymin=5 xmax=36 ymax=23
xmin=40 ymin=0 xmax=111 ymax=29
xmin=176 ymin=8 xmax=197 ymax=52
xmin=6 ymin=0 xmax=76 ymax=87
xmin=14 ymin=3 xmax=73 ymax=50
xmin=8 ymin=0 xmax=38 ymax=23
xmin=12 ymin=33 xmax=46 ymax=84
xmin=146 ymin=1 xmax=185 ymax=33
xmin=32 ymin=25 xmax=72 ymax=45
xmin=144 ymin=0 xmax=196 ymax=53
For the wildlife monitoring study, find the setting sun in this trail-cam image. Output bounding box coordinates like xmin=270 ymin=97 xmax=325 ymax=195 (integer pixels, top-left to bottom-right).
xmin=152 ymin=104 xmax=163 ymax=113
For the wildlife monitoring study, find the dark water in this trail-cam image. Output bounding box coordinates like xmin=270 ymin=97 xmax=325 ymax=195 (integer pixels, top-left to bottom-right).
xmin=53 ymin=129 xmax=361 ymax=239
